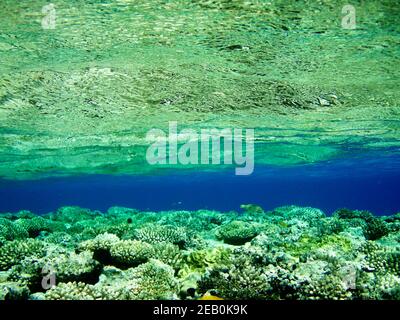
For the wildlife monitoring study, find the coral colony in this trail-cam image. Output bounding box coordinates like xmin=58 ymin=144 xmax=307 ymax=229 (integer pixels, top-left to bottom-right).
xmin=1 ymin=206 xmax=399 ymax=300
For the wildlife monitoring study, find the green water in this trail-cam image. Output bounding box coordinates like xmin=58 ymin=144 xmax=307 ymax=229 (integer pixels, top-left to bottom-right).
xmin=0 ymin=0 xmax=399 ymax=179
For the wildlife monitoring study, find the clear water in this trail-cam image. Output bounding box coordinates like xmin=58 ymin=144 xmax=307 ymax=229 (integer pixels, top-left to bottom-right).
xmin=1 ymin=152 xmax=399 ymax=215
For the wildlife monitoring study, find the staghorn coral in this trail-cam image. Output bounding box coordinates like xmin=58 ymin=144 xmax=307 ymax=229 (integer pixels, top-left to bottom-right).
xmin=44 ymin=250 xmax=102 ymax=284
xmin=41 ymin=232 xmax=75 ymax=247
xmin=273 ymin=206 xmax=325 ymax=224
xmin=157 ymin=210 xmax=228 ymax=232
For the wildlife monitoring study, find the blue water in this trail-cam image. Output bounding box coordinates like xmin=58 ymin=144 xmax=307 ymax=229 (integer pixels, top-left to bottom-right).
xmin=1 ymin=153 xmax=399 ymax=216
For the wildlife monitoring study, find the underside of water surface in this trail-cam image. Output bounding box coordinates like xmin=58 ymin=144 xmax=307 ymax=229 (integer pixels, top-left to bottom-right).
xmin=0 ymin=0 xmax=400 ymax=301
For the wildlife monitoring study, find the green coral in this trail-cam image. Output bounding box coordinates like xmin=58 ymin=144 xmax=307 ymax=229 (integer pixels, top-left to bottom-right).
xmin=364 ymin=218 xmax=390 ymax=241
xmin=44 ymin=281 xmax=99 ymax=300
xmin=126 ymin=260 xmax=179 ymax=300
xmin=80 ymin=232 xmax=120 ymax=251
xmin=134 ymin=225 xmax=191 ymax=248
xmin=334 ymin=208 xmax=389 ymax=240
xmin=15 ymin=217 xmax=53 ymax=238
xmin=107 ymin=206 xmax=139 ymax=216
xmin=361 ymin=242 xmax=400 ymax=275
xmin=0 ymin=239 xmax=46 ymax=271
xmin=50 ymin=206 xmax=101 ymax=223
xmin=355 ymin=270 xmax=400 ymax=300
xmin=151 ymin=243 xmax=183 ymax=271
xmin=299 ymin=274 xmax=351 ymax=300
xmin=8 ymin=249 xmax=101 ymax=291
xmin=178 ymin=246 xmax=231 ymax=280
xmin=109 ymin=240 xmax=154 ymax=268
xmin=198 ymin=256 xmax=271 ymax=299
xmin=0 ymin=218 xmax=29 ymax=241
xmin=216 ymin=221 xmax=260 ymax=245
xmin=285 ymin=234 xmax=354 ymax=258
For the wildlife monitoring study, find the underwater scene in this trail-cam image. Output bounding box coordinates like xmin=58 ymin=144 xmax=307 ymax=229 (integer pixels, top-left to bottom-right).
xmin=0 ymin=0 xmax=400 ymax=301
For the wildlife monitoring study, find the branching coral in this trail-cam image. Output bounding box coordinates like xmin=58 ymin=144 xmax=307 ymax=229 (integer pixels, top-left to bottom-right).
xmin=134 ymin=225 xmax=191 ymax=248
xmin=198 ymin=255 xmax=271 ymax=299
xmin=109 ymin=240 xmax=154 ymax=268
xmin=334 ymin=208 xmax=389 ymax=240
xmin=44 ymin=281 xmax=99 ymax=300
xmin=15 ymin=217 xmax=53 ymax=238
xmin=151 ymin=243 xmax=183 ymax=271
xmin=0 ymin=239 xmax=46 ymax=271
xmin=7 ymin=249 xmax=101 ymax=292
xmin=299 ymin=274 xmax=352 ymax=300
xmin=0 ymin=218 xmax=29 ymax=241
xmin=93 ymin=260 xmax=179 ymax=300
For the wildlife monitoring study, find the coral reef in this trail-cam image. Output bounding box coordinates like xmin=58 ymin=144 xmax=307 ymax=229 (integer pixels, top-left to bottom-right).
xmin=0 ymin=239 xmax=46 ymax=271
xmin=216 ymin=221 xmax=261 ymax=245
xmin=133 ymin=225 xmax=192 ymax=249
xmin=109 ymin=240 xmax=154 ymax=268
xmin=0 ymin=205 xmax=399 ymax=300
